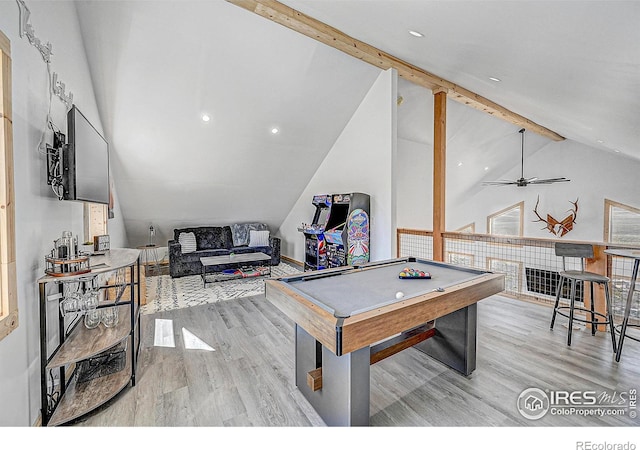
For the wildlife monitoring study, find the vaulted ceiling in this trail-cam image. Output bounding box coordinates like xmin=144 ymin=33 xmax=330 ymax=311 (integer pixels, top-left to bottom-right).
xmin=74 ymin=1 xmax=640 ymax=246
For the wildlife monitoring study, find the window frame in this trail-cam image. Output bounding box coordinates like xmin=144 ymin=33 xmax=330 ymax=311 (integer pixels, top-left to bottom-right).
xmin=455 ymin=223 xmax=475 ymax=234
xmin=0 ymin=29 xmax=18 ymax=341
xmin=604 ymin=199 xmax=640 ymax=246
xmin=487 ymin=201 xmax=524 ymax=237
xmin=445 ymin=251 xmax=475 ymax=268
xmin=487 ymin=257 xmax=523 ymax=294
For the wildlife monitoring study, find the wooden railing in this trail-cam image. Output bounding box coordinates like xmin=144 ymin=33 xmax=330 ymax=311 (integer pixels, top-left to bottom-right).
xmin=397 ymin=228 xmax=639 ymax=324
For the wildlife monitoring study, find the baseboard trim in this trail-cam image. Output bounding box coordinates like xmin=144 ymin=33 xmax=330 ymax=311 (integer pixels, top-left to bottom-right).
xmin=281 ymin=255 xmax=303 ymax=268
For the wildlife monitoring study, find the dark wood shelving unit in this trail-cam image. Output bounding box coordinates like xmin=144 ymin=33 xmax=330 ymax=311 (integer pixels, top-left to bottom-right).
xmin=47 ymin=336 xmax=133 ymax=427
xmin=38 ymin=248 xmax=141 ymax=427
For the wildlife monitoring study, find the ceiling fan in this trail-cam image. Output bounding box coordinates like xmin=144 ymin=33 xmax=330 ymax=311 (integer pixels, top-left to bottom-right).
xmin=482 ymin=128 xmax=570 ymax=187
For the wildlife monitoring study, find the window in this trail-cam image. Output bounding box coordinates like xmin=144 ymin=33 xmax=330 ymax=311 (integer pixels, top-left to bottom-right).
xmin=0 ymin=30 xmax=18 ymax=341
xmin=488 ymin=258 xmax=522 ymax=294
xmin=446 ymin=251 xmax=474 ymax=268
xmin=604 ymin=199 xmax=640 ymax=246
xmin=455 ymin=223 xmax=475 ymax=234
xmin=84 ymin=202 xmax=107 ymax=244
xmin=487 ymin=202 xmax=523 ymax=237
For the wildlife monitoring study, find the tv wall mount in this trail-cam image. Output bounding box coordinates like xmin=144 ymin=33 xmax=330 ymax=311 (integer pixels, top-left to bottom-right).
xmin=46 ymin=131 xmax=67 ymax=201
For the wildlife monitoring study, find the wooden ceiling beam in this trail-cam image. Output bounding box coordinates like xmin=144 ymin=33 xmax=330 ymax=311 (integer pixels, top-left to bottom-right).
xmin=226 ymin=0 xmax=565 ymax=142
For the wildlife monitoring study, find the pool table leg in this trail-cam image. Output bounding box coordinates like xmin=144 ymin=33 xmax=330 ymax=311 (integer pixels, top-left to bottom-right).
xmin=412 ymin=303 xmax=477 ymax=376
xmin=295 ymin=325 xmax=370 ymax=426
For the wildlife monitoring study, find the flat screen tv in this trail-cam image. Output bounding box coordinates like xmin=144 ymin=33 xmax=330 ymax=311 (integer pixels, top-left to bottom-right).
xmin=62 ymin=105 xmax=110 ymax=204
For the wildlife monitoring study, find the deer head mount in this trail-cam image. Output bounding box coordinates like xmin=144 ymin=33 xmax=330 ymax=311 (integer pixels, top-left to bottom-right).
xmin=533 ymin=196 xmax=578 ymax=237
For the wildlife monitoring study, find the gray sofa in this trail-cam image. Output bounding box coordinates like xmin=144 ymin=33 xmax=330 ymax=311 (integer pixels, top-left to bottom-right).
xmin=168 ymin=223 xmax=281 ymax=278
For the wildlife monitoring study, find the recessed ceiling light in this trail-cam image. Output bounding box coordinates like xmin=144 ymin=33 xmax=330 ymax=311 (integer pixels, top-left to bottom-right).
xmin=457 ymin=161 xmax=463 ymax=167
xmin=271 ymin=127 xmax=279 ymax=134
xmin=201 ymin=114 xmax=210 ymax=122
xmin=484 ymin=166 xmax=489 ymax=171
xmin=408 ymin=30 xmax=424 ymax=38
xmin=614 ymin=149 xmax=620 ymax=153
xmin=489 ymin=77 xmax=501 ymax=82
xmin=597 ymin=139 xmax=604 ymax=144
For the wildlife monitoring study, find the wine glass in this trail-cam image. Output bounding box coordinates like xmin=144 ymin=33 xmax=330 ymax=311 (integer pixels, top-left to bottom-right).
xmin=84 ymin=309 xmax=101 ymax=329
xmin=60 ymin=291 xmax=82 ymax=317
xmin=101 ymin=307 xmax=119 ymax=328
xmin=82 ymin=289 xmax=99 ymax=312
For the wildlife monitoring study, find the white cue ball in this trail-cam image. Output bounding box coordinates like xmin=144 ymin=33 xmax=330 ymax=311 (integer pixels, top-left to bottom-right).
xmin=395 ymin=291 xmax=405 ymax=299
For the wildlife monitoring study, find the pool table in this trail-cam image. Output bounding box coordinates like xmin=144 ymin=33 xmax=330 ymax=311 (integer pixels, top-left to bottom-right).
xmin=264 ymin=256 xmax=505 ymax=426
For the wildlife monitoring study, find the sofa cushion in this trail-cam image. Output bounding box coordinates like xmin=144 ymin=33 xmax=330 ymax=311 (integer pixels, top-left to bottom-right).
xmin=173 ymin=227 xmax=200 ymax=242
xmin=231 ymin=222 xmax=268 ymax=247
xmin=178 ymin=232 xmax=197 ymax=253
xmin=178 ymin=248 xmax=231 ymax=263
xmin=231 ymin=246 xmax=261 ymax=255
xmin=233 ymin=245 xmax=271 ymax=256
xmin=197 ymin=227 xmax=229 ymax=250
xmin=248 ymin=229 xmax=270 ymax=247
xmin=173 ymin=226 xmax=233 ymax=251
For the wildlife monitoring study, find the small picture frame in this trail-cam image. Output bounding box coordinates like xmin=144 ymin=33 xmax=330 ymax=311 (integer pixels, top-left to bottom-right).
xmin=94 ymin=235 xmax=110 ymax=252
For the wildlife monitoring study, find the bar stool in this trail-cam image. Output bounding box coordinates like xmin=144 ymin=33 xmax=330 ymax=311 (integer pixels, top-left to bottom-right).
xmin=550 ymin=242 xmax=617 ymax=352
xmin=604 ymin=248 xmax=640 ymax=362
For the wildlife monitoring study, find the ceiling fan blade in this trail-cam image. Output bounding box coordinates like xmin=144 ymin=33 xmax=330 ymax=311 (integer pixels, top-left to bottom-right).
xmin=481 ymin=180 xmax=518 ymax=186
xmin=528 ymin=177 xmax=571 ymax=184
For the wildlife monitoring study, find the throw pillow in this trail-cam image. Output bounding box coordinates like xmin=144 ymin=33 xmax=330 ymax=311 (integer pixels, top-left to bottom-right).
xmin=178 ymin=232 xmax=197 ymax=253
xmin=232 ymin=223 xmax=268 ymax=247
xmin=248 ymin=230 xmax=270 ymax=248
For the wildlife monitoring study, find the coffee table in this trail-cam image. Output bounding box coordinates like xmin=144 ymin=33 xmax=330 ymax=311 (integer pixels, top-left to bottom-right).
xmin=200 ymin=252 xmax=271 ymax=287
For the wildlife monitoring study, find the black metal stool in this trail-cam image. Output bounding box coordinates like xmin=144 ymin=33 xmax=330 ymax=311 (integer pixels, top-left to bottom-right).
xmin=550 ymin=242 xmax=617 ymax=352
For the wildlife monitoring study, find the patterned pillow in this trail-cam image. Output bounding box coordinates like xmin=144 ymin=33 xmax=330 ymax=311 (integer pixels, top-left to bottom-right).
xmin=178 ymin=232 xmax=197 ymax=253
xmin=248 ymin=230 xmax=270 ymax=247
xmin=231 ymin=223 xmax=268 ymax=247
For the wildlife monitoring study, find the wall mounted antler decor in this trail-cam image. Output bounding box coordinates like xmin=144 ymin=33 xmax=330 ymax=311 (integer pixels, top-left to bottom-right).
xmin=533 ymin=196 xmax=578 ymax=237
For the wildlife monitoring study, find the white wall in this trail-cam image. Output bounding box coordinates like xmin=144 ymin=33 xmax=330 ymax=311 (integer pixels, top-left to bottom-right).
xmin=0 ymin=1 xmax=126 ymax=426
xmin=277 ymin=68 xmax=397 ymax=263
xmin=396 ymin=137 xmax=433 ymax=229
xmin=395 ymin=98 xmax=640 ymax=242
xmin=447 ymin=139 xmax=640 ymax=241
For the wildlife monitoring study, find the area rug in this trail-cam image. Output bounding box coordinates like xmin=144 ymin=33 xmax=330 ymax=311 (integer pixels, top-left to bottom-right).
xmin=141 ymin=262 xmax=302 ymax=315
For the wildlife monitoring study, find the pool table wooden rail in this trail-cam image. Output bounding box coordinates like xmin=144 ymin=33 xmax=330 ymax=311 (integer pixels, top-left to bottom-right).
xmin=265 ymin=280 xmax=339 ymax=352
xmin=264 ymin=268 xmax=505 ymax=356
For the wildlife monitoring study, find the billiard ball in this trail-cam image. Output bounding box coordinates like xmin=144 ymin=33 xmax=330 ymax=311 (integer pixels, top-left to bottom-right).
xmin=395 ymin=291 xmax=404 ymax=299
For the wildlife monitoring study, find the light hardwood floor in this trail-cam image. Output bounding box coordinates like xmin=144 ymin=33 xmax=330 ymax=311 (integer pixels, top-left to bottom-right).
xmin=71 ymin=293 xmax=639 ymax=428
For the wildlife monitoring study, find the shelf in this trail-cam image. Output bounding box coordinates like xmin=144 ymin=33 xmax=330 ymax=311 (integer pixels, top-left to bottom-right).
xmin=47 ymin=338 xmax=133 ymax=427
xmin=47 ymin=305 xmax=135 ymax=370
xmin=39 ymin=248 xmax=142 ymax=426
xmin=202 ymin=266 xmax=270 ymax=286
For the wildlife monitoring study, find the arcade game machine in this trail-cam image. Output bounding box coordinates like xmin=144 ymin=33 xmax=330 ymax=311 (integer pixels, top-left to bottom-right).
xmin=298 ymin=194 xmax=331 ymax=272
xmin=323 ymin=192 xmax=370 ymax=268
